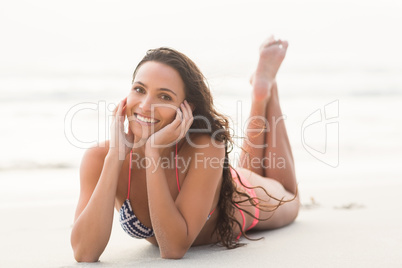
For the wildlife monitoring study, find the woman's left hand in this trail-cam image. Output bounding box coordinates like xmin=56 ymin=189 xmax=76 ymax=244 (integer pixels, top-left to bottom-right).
xmin=145 ymin=100 xmax=193 ymax=152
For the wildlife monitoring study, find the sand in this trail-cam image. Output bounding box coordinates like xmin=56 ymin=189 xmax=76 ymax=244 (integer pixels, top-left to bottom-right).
xmin=1 ymin=168 xmax=401 ymax=268
xmin=1 ymin=94 xmax=402 ymax=267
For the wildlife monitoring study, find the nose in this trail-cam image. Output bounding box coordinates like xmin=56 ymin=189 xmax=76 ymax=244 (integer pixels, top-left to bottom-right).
xmin=139 ymin=95 xmax=152 ymax=113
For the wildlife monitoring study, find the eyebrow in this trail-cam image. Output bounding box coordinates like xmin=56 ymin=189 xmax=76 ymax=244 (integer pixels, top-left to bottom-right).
xmin=134 ymin=81 xmax=177 ymax=96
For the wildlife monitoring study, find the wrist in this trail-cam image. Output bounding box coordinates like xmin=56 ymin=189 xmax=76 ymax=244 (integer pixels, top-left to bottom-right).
xmin=145 ymin=142 xmax=161 ymax=157
xmin=106 ymin=149 xmax=126 ymax=165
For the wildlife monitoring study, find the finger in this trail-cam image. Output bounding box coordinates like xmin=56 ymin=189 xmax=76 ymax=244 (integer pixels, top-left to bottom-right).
xmin=183 ymin=101 xmax=193 ymax=128
xmin=180 ymin=105 xmax=188 ymax=126
xmin=175 ymin=119 xmax=187 ymax=139
xmin=171 ymin=108 xmax=183 ymax=128
xmin=177 ymin=107 xmax=183 ymax=120
xmin=116 ymin=100 xmax=127 ymax=129
xmin=180 ymin=102 xmax=189 ymax=122
xmin=176 ymin=108 xmax=187 ymax=137
xmin=111 ymin=103 xmax=121 ymax=126
xmin=116 ymin=100 xmax=123 ymax=117
xmin=113 ymin=103 xmax=119 ymax=116
xmin=122 ymin=97 xmax=127 ymax=107
xmin=122 ymin=100 xmax=128 ymax=118
xmin=178 ymin=103 xmax=192 ymax=137
xmin=184 ymin=100 xmax=193 ymax=117
xmin=120 ymin=98 xmax=129 ymax=115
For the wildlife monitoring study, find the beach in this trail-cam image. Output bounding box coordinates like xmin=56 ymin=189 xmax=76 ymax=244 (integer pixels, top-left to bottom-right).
xmin=1 ymin=95 xmax=402 ymax=267
xmin=1 ymin=163 xmax=401 ymax=267
xmin=1 ymin=0 xmax=402 ymax=266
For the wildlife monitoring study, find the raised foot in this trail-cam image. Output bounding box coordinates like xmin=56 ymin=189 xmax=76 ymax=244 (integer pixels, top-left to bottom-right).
xmin=250 ymin=36 xmax=288 ymax=102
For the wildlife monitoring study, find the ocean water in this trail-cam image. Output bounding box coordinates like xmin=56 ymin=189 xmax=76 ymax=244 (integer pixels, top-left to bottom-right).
xmin=1 ymin=0 xmax=401 ymax=184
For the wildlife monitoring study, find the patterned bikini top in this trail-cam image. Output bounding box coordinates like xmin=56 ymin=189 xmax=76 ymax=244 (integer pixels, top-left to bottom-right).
xmin=119 ymin=143 xmax=215 ymax=239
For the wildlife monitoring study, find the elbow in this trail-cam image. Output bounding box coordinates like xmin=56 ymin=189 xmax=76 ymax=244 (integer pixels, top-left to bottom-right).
xmin=160 ymin=251 xmax=185 ymax=260
xmin=160 ymin=245 xmax=187 ymax=259
xmin=71 ymin=234 xmax=100 ymax=263
xmin=74 ymin=254 xmax=99 ymax=263
xmin=72 ymin=247 xmax=100 ymax=263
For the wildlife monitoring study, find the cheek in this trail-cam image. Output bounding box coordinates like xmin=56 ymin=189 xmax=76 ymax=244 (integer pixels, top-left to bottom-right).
xmin=126 ymin=92 xmax=136 ymax=104
xmin=160 ymin=107 xmax=177 ymax=123
xmin=125 ymin=93 xmax=138 ymax=112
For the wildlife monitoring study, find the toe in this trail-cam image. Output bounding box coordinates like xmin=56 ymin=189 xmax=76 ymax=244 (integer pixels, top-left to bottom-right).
xmin=267 ymin=35 xmax=276 ymax=45
xmin=267 ymin=35 xmax=275 ymax=43
xmin=281 ymin=40 xmax=289 ymax=49
xmin=260 ymin=35 xmax=275 ymax=50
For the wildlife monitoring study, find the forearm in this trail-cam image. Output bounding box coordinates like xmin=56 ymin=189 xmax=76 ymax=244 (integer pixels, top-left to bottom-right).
xmin=145 ymin=151 xmax=189 ymax=258
xmin=71 ymin=153 xmax=123 ymax=262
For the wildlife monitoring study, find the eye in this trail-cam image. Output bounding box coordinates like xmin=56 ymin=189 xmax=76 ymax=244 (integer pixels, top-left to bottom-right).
xmin=161 ymin=94 xmax=172 ymax=101
xmin=133 ymin=86 xmax=145 ymax=94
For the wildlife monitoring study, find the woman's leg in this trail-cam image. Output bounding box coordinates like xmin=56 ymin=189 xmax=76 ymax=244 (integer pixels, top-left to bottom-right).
xmin=237 ymin=93 xmax=268 ymax=177
xmin=263 ymin=81 xmax=296 ymax=194
xmin=238 ymin=36 xmax=297 ymax=194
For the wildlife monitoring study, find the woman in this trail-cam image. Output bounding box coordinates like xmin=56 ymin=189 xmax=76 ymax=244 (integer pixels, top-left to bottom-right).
xmin=70 ymin=36 xmax=299 ymax=262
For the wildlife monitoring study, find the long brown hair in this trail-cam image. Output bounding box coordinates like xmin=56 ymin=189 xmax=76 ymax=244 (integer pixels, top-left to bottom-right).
xmin=132 ymin=47 xmax=291 ymax=248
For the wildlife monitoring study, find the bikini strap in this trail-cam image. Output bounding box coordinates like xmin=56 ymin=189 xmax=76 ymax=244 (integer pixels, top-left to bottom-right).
xmin=127 ymin=150 xmax=133 ymax=200
xmin=175 ymin=143 xmax=180 ymax=192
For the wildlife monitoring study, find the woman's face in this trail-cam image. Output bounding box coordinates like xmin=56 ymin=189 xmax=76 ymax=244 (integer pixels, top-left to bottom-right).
xmin=126 ymin=61 xmax=186 ymax=140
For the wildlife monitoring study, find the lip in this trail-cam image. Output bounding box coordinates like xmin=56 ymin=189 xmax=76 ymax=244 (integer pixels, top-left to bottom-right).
xmin=134 ymin=113 xmax=160 ymax=125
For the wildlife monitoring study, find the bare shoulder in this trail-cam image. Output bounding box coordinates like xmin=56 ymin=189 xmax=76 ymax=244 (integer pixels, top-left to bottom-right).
xmin=80 ymin=141 xmax=109 ymax=182
xmin=185 ymin=134 xmax=225 ymax=159
xmin=74 ymin=141 xmax=110 ymax=221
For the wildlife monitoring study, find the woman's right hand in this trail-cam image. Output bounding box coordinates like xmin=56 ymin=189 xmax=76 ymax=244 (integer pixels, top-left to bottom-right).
xmin=109 ymin=97 xmax=134 ymax=160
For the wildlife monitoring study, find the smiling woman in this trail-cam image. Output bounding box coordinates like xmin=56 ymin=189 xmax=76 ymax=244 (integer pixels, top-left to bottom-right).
xmin=70 ymin=39 xmax=299 ymax=262
xmin=127 ymin=61 xmax=185 ymax=143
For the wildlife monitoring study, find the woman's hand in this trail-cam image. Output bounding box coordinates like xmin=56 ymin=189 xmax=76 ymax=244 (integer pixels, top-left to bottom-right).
xmin=109 ymin=97 xmax=134 ymax=160
xmin=146 ymin=100 xmax=193 ymax=153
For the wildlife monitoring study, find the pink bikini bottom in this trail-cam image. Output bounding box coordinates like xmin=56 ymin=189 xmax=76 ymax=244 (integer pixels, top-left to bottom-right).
xmin=230 ymin=168 xmax=260 ymax=240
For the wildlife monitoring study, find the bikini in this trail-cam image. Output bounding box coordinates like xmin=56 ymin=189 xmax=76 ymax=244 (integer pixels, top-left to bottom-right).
xmin=230 ymin=168 xmax=260 ymax=240
xmin=119 ymin=143 xmax=215 ymax=239
xmin=119 ymin=144 xmax=260 ymax=240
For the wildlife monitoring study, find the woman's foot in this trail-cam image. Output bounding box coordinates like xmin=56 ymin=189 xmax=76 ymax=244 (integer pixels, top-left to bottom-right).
xmin=250 ymin=36 xmax=288 ymax=102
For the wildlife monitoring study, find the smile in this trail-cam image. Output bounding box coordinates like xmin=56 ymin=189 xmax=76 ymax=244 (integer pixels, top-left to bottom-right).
xmin=134 ymin=113 xmax=160 ymax=124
